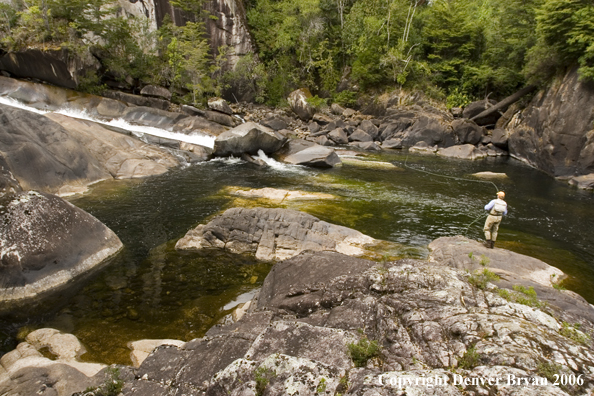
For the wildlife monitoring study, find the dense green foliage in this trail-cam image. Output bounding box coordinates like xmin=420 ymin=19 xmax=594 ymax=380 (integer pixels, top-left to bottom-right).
xmin=1 ymin=0 xmax=592 ymax=105
xmin=245 ymin=0 xmax=594 ymax=105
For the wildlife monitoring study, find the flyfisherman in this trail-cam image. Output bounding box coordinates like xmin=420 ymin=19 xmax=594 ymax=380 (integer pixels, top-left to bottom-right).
xmin=483 ymin=191 xmax=507 ymax=249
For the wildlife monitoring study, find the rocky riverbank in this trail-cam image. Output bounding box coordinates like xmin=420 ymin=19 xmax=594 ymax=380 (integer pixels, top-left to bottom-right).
xmin=2 ymin=221 xmax=594 ymax=396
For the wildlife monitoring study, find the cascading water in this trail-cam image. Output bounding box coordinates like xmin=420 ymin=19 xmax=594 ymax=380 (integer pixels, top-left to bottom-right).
xmin=0 ymin=96 xmax=216 ymax=149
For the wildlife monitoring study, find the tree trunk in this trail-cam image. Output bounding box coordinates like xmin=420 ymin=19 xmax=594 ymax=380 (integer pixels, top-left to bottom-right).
xmin=470 ymin=85 xmax=537 ymax=122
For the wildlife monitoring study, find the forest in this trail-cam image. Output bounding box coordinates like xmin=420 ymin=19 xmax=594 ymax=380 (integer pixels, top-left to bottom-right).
xmin=0 ymin=0 xmax=593 ymax=107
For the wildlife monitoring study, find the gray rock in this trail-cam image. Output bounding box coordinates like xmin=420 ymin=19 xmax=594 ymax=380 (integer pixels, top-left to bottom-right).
xmin=382 ymin=138 xmax=403 ymax=149
xmin=288 ymin=88 xmax=315 ymax=121
xmin=331 ymin=103 xmax=346 ymax=115
xmin=180 ymin=104 xmax=206 ymax=117
xmin=175 ymin=207 xmax=376 ymax=261
xmin=328 ymin=128 xmax=349 ymax=145
xmin=509 ymin=67 xmax=594 ymax=177
xmin=207 ymin=97 xmax=233 ymax=115
xmin=491 ymin=128 xmax=509 ymax=150
xmin=0 ymin=105 xmax=180 ymax=195
xmin=349 ymin=129 xmax=373 ymax=142
xmin=314 ymin=135 xmax=333 ymax=146
xmin=350 ymin=141 xmax=382 ymax=151
xmin=312 ymin=113 xmax=333 ymax=125
xmin=379 ymin=118 xmax=414 ymax=141
xmin=261 ymin=116 xmax=288 ymax=131
xmin=0 ymin=48 xmax=100 ymax=90
xmin=359 ymin=119 xmax=379 ymax=140
xmin=275 ymin=139 xmax=341 ymax=168
xmin=104 ymin=91 xmax=170 ymax=111
xmin=437 ymin=144 xmax=486 ymax=160
xmin=0 ymin=191 xmax=123 ymax=303
xmin=140 ymin=85 xmax=172 ymax=101
xmin=308 ymin=121 xmax=321 ymax=133
xmin=452 ymin=119 xmax=484 ymax=145
xmin=214 ymin=122 xmax=285 ymax=156
xmin=569 ymin=173 xmax=594 ymax=190
xmin=204 ymin=109 xmax=235 ymax=127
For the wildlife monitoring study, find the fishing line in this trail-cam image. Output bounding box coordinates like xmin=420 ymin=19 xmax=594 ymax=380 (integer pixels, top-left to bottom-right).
xmin=403 ymin=155 xmax=500 ymax=193
xmin=401 ymin=155 xmax=499 ymax=235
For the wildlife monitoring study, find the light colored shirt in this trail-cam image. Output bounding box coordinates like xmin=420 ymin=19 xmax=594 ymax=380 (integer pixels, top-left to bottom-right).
xmin=485 ymin=198 xmax=507 ymax=215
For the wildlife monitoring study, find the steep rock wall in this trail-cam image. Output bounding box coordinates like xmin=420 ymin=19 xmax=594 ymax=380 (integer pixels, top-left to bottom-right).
xmin=507 ymin=67 xmax=594 ymax=178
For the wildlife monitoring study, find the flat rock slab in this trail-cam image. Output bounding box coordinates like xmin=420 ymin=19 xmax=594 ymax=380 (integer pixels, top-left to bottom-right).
xmin=472 ymin=171 xmax=508 ymax=179
xmin=428 ymin=235 xmax=594 ymax=322
xmin=175 ymin=207 xmax=376 ymax=261
xmin=341 ymin=158 xmax=401 ymax=170
xmin=0 ymin=191 xmax=123 ymax=304
xmin=227 ymin=187 xmax=336 ymax=202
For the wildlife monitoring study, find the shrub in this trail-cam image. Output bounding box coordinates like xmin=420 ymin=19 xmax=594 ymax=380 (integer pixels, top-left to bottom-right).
xmin=468 ymin=268 xmax=500 ymax=290
xmin=347 ymin=336 xmax=380 ymax=367
xmin=458 ymin=345 xmax=480 ymax=369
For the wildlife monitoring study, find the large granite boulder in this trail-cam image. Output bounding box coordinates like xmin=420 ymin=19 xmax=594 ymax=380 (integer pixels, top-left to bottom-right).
xmin=0 ymin=105 xmax=180 ymax=196
xmin=288 ymin=88 xmax=315 ymax=121
xmin=0 ymin=49 xmax=100 ymax=90
xmin=213 ymin=122 xmax=286 ymax=156
xmin=508 ymin=67 xmax=594 ymax=177
xmin=175 ymin=207 xmax=376 ymax=261
xmin=119 ymin=248 xmax=594 ymax=395
xmin=0 ymin=191 xmax=123 ymax=304
xmin=275 ymin=139 xmax=341 ymax=168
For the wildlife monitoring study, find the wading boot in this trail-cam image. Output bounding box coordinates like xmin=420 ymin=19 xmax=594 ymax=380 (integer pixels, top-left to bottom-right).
xmin=484 ymin=240 xmax=491 ymax=248
xmin=490 ymin=240 xmax=495 ymax=249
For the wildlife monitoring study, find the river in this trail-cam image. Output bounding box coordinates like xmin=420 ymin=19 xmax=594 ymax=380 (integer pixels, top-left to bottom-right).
xmin=1 ymin=151 xmax=593 ymax=365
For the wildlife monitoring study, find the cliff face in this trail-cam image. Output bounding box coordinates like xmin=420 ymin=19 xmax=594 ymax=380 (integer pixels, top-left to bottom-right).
xmin=508 ymin=67 xmax=594 ymax=178
xmin=204 ymin=0 xmax=255 ymax=71
xmin=149 ymin=0 xmax=254 ymax=71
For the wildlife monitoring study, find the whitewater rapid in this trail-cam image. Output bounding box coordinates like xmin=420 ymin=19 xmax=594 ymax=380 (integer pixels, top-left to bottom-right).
xmin=0 ymin=96 xmax=216 ymax=149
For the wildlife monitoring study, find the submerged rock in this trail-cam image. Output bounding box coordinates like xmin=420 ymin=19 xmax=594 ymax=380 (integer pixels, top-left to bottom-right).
xmin=472 ymin=171 xmax=508 ymax=179
xmin=0 ymin=328 xmax=110 ymax=396
xmin=175 ymin=207 xmax=376 ymax=261
xmin=227 ymin=187 xmax=336 ymax=202
xmin=0 ymin=191 xmax=123 ymax=304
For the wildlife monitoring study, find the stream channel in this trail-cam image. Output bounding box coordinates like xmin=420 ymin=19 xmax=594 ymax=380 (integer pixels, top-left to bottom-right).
xmin=1 ymin=152 xmax=593 ymax=365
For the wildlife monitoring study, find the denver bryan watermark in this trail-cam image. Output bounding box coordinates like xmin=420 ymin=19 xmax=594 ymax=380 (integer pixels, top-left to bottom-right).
xmin=377 ymin=373 xmax=584 ymax=388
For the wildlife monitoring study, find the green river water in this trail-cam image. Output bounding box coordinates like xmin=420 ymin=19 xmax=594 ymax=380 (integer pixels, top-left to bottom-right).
xmin=1 ymin=151 xmax=593 ymax=365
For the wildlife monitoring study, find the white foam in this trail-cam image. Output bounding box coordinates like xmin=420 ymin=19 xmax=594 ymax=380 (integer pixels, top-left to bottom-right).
xmin=254 ymin=150 xmax=307 ymax=174
xmin=0 ymin=96 xmax=216 ymax=149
